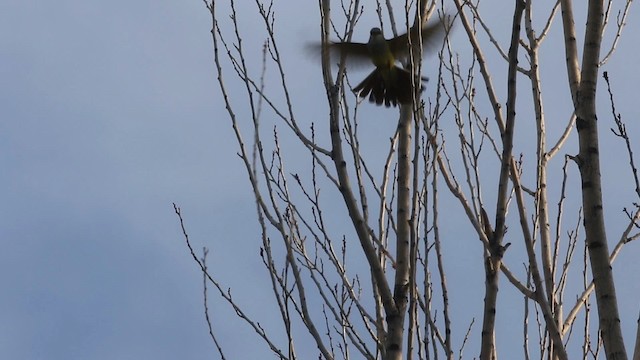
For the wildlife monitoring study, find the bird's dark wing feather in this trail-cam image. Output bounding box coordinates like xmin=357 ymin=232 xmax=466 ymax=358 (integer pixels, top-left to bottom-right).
xmin=387 ymin=17 xmax=448 ymax=60
xmin=326 ymin=41 xmax=372 ymax=67
xmin=305 ymin=41 xmax=373 ymax=68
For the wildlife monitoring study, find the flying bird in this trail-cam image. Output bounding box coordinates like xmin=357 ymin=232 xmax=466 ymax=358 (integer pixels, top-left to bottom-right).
xmin=322 ymin=17 xmax=449 ymax=107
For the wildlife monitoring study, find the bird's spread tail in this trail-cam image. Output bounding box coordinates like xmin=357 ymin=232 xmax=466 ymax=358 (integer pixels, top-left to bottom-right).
xmin=353 ymin=67 xmax=426 ymax=107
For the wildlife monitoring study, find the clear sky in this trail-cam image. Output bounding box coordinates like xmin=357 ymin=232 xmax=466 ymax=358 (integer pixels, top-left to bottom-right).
xmin=2 ymin=1 xmax=639 ymax=359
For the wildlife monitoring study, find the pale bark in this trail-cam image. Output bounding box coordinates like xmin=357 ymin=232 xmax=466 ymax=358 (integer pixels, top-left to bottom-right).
xmin=479 ymin=1 xmax=524 ymax=359
xmin=569 ymin=0 xmax=628 ymax=358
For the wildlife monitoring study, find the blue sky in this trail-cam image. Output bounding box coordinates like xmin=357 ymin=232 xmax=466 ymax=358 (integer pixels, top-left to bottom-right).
xmin=2 ymin=1 xmax=639 ymax=359
xmin=1 ymin=1 xmax=245 ymax=359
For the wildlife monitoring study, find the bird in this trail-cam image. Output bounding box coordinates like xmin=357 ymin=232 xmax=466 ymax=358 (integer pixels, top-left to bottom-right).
xmin=322 ymin=17 xmax=448 ymax=107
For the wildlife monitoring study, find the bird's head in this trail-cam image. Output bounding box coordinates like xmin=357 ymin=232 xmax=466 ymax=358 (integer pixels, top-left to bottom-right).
xmin=369 ymin=27 xmax=383 ymax=40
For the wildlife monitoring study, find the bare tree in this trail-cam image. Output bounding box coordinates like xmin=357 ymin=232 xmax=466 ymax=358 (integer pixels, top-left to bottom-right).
xmin=176 ymin=0 xmax=639 ymax=358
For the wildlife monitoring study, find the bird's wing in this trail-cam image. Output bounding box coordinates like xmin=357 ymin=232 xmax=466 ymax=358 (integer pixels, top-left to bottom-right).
xmin=305 ymin=41 xmax=372 ymax=68
xmin=326 ymin=41 xmax=372 ymax=67
xmin=387 ymin=18 xmax=448 ymax=60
